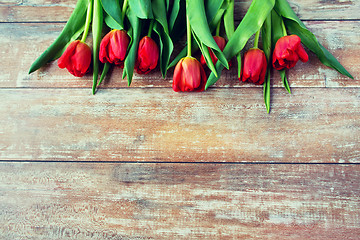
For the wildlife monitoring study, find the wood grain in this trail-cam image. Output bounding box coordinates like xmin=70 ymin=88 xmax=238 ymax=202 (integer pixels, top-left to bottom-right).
xmin=0 ymin=21 xmax=358 ymax=89
xmin=0 ymin=162 xmax=359 ymax=239
xmin=0 ymin=0 xmax=359 ymax=238
xmin=1 ymin=0 xmax=359 ymax=22
xmin=1 ymin=88 xmax=359 ymax=162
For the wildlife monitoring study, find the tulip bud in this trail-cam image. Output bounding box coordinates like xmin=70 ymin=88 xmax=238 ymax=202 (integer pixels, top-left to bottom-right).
xmin=272 ymin=35 xmax=308 ymax=70
xmin=200 ymin=36 xmax=227 ymax=67
xmin=58 ymin=40 xmax=91 ymax=77
xmin=173 ymin=57 xmax=207 ymax=92
xmin=99 ymin=29 xmax=130 ymax=67
xmin=135 ymin=36 xmax=159 ymax=74
xmin=240 ymin=48 xmax=267 ymax=85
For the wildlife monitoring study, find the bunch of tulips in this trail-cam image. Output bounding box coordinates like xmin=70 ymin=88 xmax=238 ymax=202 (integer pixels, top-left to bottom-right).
xmin=29 ymin=0 xmax=353 ymax=112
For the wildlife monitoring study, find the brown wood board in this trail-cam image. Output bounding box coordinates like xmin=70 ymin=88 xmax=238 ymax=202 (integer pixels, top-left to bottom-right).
xmin=1 ymin=0 xmax=359 ymax=22
xmin=1 ymin=88 xmax=359 ymax=162
xmin=1 ymin=21 xmax=358 ymax=88
xmin=0 ymin=163 xmax=359 ymax=239
xmin=0 ymin=0 xmax=359 ymax=237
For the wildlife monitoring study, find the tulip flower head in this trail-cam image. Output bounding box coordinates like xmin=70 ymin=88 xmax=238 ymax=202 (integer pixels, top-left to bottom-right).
xmin=135 ymin=36 xmax=159 ymax=74
xmin=240 ymin=48 xmax=267 ymax=85
xmin=173 ymin=57 xmax=207 ymax=92
xmin=272 ymin=35 xmax=308 ymax=70
xmin=99 ymin=29 xmax=130 ymax=67
xmin=57 ymin=40 xmax=92 ymax=77
xmin=200 ymin=36 xmax=227 ymax=67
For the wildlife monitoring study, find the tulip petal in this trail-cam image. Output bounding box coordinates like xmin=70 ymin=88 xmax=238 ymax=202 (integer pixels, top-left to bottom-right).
xmin=241 ymin=48 xmax=267 ymax=85
xmin=58 ymin=41 xmax=78 ymax=69
xmin=172 ymin=57 xmax=206 ymax=92
xmin=29 ymin=0 xmax=89 ymax=74
xmin=275 ymin=0 xmax=353 ymax=79
xmin=99 ymin=32 xmax=111 ymax=63
xmin=206 ymin=0 xmax=275 ymax=89
xmin=297 ymin=44 xmax=309 ymax=62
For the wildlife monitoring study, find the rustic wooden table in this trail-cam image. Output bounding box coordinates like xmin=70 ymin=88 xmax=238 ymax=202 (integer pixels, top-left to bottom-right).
xmin=1 ymin=0 xmax=359 ymax=239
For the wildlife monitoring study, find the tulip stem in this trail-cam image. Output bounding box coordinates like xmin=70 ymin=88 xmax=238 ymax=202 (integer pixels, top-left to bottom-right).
xmin=216 ymin=19 xmax=221 ymax=36
xmin=254 ymin=29 xmax=260 ymax=48
xmin=81 ymin=0 xmax=93 ymax=42
xmin=187 ymin=14 xmax=192 ymax=57
xmin=281 ymin=19 xmax=287 ymax=36
xmin=121 ymin=0 xmax=129 ymax=22
xmin=147 ymin=19 xmax=154 ymax=37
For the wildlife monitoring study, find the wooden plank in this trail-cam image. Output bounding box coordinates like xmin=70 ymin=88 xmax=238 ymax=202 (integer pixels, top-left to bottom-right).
xmin=0 ymin=88 xmax=359 ymax=162
xmin=0 ymin=21 xmax=359 ymax=89
xmin=0 ymin=162 xmax=359 ymax=239
xmin=1 ymin=0 xmax=359 ymax=22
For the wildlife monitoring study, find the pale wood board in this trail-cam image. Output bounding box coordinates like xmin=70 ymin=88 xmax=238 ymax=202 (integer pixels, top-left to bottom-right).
xmin=1 ymin=21 xmax=359 ymax=88
xmin=0 ymin=0 xmax=360 ymax=237
xmin=0 ymin=162 xmax=359 ymax=239
xmin=1 ymin=0 xmax=359 ymax=22
xmin=0 ymin=88 xmax=359 ymax=162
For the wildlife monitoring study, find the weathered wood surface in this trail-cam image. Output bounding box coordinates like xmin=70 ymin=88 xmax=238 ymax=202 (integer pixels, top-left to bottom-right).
xmin=0 ymin=163 xmax=359 ymax=239
xmin=1 ymin=0 xmax=359 ymax=22
xmin=1 ymin=88 xmax=359 ymax=162
xmin=1 ymin=21 xmax=359 ymax=88
xmin=1 ymin=0 xmax=360 ymax=238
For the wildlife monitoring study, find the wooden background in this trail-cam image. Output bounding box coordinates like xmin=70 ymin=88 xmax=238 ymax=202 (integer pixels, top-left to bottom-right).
xmin=0 ymin=0 xmax=359 ymax=238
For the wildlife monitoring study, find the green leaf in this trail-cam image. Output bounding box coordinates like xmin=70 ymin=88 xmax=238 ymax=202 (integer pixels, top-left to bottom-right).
xmin=262 ymin=13 xmax=272 ymax=113
xmin=166 ymin=0 xmax=170 ymax=11
xmin=262 ymin=12 xmax=272 ymax=60
xmin=263 ymin=70 xmax=271 ymax=113
xmin=52 ymin=25 xmax=85 ymax=60
xmin=186 ymin=0 xmax=228 ymax=70
xmin=271 ymin=9 xmax=284 ymax=49
xmin=207 ymin=0 xmax=229 ymax=31
xmin=236 ymin=54 xmax=241 ymax=79
xmin=101 ymin=0 xmax=124 ymax=30
xmin=169 ymin=0 xmax=180 ymax=31
xmin=152 ymin=0 xmax=169 ymax=33
xmin=169 ymin=0 xmax=227 ymax=70
xmin=29 ymin=0 xmax=90 ymax=74
xmin=104 ymin=13 xmax=123 ymax=30
xmin=223 ymin=0 xmax=234 ymax=39
xmin=280 ymin=69 xmax=291 ymax=94
xmin=169 ymin=0 xmax=186 ymax=42
xmin=223 ymin=0 xmax=242 ymax=80
xmin=128 ymin=0 xmax=153 ymax=19
xmin=123 ymin=8 xmax=141 ymax=86
xmin=274 ymin=0 xmax=353 ymax=79
xmin=205 ymin=0 xmax=275 ymax=89
xmin=92 ymin=0 xmax=103 ymax=94
xmin=97 ymin=62 xmax=111 ymax=87
xmin=153 ymin=22 xmax=174 ymax=78
xmin=192 ymin=32 xmax=218 ymax=77
xmin=151 ymin=0 xmax=173 ymax=77
xmin=205 ymin=0 xmax=224 ymax=23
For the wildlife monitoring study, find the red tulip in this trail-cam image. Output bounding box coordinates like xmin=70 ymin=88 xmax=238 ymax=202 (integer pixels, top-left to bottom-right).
xmin=272 ymin=35 xmax=308 ymax=70
xmin=173 ymin=57 xmax=207 ymax=92
xmin=200 ymin=36 xmax=227 ymax=67
xmin=58 ymin=40 xmax=91 ymax=77
xmin=240 ymin=48 xmax=267 ymax=85
xmin=135 ymin=36 xmax=159 ymax=74
xmin=99 ymin=29 xmax=130 ymax=67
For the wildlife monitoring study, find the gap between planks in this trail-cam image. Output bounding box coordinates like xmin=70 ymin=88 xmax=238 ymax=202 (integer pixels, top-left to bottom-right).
xmin=0 ymin=160 xmax=360 ymax=165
